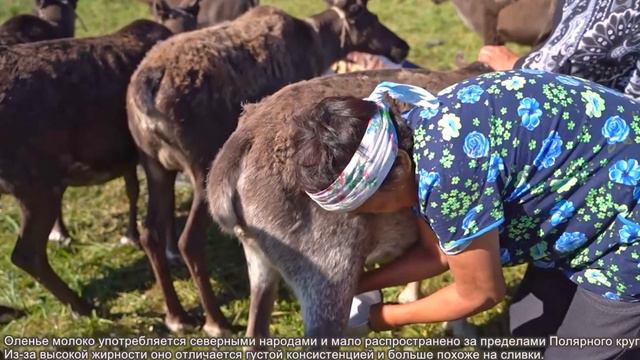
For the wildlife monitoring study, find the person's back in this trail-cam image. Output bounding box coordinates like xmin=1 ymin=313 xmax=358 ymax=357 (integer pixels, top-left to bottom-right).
xmin=479 ymin=0 xmax=640 ymax=99
xmin=519 ymin=0 xmax=640 ymax=97
xmin=405 ymin=69 xmax=640 ymax=302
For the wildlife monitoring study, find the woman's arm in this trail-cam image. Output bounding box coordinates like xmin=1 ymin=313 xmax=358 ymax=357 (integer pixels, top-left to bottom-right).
xmin=368 ymin=229 xmax=506 ymax=330
xmin=357 ymin=218 xmax=449 ymax=293
xmin=477 ymin=45 xmax=520 ymax=70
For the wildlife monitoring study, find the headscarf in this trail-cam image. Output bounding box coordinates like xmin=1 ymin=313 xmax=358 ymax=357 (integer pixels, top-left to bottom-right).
xmin=306 ymin=81 xmax=439 ymax=212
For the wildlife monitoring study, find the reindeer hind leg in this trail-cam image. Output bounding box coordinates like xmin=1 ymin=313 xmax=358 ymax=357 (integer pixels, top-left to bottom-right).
xmin=12 ymin=186 xmax=92 ymax=315
xmin=120 ymin=164 xmax=141 ymax=247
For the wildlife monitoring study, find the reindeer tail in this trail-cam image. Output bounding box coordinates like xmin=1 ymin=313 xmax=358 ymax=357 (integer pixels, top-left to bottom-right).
xmin=206 ymin=128 xmax=253 ymax=234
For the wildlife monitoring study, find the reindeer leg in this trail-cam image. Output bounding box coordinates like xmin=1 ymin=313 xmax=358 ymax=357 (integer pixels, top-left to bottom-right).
xmin=48 ymin=190 xmax=72 ymax=246
xmin=298 ymin=269 xmax=357 ymax=341
xmin=164 ymin=171 xmax=181 ymax=265
xmin=278 ymin=244 xmax=362 ymax=341
xmin=483 ymin=8 xmax=503 ymax=45
xmin=139 ymin=156 xmax=194 ymax=332
xmin=240 ymin=236 xmax=280 ymax=339
xmin=398 ymin=281 xmax=422 ymax=304
xmin=120 ymin=164 xmax=141 ymax=247
xmin=179 ymin=171 xmax=231 ymax=337
xmin=12 ymin=186 xmax=92 ymax=315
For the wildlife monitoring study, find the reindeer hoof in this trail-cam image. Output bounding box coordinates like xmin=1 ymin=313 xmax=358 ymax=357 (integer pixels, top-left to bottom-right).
xmin=443 ymin=319 xmax=478 ymax=339
xmin=165 ymin=314 xmax=198 ymax=333
xmin=0 ymin=305 xmax=25 ymax=325
xmin=48 ymin=230 xmax=72 ymax=246
xmin=119 ymin=235 xmax=141 ymax=247
xmin=70 ymin=303 xmax=94 ymax=319
xmin=203 ymin=322 xmax=232 ymax=337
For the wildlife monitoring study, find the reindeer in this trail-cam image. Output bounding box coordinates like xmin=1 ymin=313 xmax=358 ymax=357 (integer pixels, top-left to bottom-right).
xmin=148 ymin=0 xmax=201 ymax=34
xmin=142 ymin=0 xmax=258 ymax=28
xmin=435 ymin=0 xmax=557 ymax=46
xmin=0 ymin=0 xmax=77 ymax=47
xmin=44 ymin=0 xmax=202 ymax=248
xmin=206 ymin=65 xmax=487 ymax=338
xmin=1 ymin=0 xmax=81 ymax=245
xmin=195 ymin=0 xmax=258 ymax=27
xmin=127 ymin=0 xmax=409 ymax=336
xmin=0 ymin=20 xmax=173 ymax=317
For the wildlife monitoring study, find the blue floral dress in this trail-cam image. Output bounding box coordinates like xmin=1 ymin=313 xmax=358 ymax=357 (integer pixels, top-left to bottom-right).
xmin=404 ymin=69 xmax=640 ymax=302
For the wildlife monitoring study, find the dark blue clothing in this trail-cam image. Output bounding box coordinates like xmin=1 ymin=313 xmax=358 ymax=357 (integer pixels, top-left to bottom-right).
xmin=404 ymin=69 xmax=640 ymax=302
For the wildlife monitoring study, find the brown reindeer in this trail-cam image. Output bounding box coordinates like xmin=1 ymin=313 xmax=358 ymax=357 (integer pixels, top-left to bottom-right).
xmin=127 ymin=0 xmax=409 ymax=336
xmin=206 ymin=65 xmax=487 ymax=338
xmin=435 ymin=0 xmax=557 ymax=46
xmin=46 ymin=0 xmax=202 ymax=248
xmin=0 ymin=0 xmax=77 ymax=47
xmin=0 ymin=20 xmax=172 ymax=317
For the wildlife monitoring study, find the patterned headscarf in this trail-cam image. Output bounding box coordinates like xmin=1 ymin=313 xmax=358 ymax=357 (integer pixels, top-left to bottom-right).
xmin=306 ymin=81 xmax=438 ymax=212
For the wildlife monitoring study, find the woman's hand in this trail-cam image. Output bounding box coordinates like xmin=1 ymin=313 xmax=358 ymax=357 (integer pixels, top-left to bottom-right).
xmin=368 ymin=302 xmax=397 ymax=331
xmin=478 ymin=45 xmax=520 ymax=71
xmin=366 ymin=229 xmax=505 ymax=330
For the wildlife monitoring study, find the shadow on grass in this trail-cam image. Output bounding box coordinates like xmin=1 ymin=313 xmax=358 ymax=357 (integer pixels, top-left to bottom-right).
xmin=79 ymin=215 xmax=261 ymax=313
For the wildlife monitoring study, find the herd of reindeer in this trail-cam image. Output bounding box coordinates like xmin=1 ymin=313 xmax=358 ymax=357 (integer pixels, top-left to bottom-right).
xmin=0 ymin=0 xmax=555 ymax=339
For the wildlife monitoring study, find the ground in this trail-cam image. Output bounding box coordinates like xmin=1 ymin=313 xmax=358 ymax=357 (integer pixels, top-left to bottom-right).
xmin=0 ymin=0 xmax=526 ymax=348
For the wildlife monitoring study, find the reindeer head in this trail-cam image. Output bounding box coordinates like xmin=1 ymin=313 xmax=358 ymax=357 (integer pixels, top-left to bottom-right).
xmin=34 ymin=0 xmax=77 ymax=37
xmin=153 ymin=0 xmax=200 ymax=34
xmin=325 ymin=0 xmax=409 ymax=63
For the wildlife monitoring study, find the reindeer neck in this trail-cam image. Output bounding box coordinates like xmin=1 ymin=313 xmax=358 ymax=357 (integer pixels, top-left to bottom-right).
xmin=305 ymin=8 xmax=350 ymax=71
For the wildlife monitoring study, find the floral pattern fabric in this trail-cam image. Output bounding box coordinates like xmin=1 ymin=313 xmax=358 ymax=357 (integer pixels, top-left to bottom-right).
xmin=404 ymin=70 xmax=640 ymax=302
xmin=518 ymin=0 xmax=640 ymax=100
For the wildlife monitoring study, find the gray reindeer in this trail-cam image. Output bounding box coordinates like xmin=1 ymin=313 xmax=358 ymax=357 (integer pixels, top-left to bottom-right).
xmin=206 ymin=65 xmax=487 ymax=338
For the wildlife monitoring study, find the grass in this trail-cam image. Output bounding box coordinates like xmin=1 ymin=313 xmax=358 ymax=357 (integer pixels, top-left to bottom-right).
xmin=0 ymin=0 xmax=527 ymax=350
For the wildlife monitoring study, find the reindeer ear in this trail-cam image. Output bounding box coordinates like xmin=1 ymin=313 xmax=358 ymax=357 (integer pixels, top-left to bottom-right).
xmin=153 ymin=0 xmax=172 ymax=18
xmin=185 ymin=0 xmax=201 ymax=17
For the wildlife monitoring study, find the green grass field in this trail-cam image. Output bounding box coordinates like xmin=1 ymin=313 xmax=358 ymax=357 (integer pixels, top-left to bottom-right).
xmin=0 ymin=0 xmax=526 ymax=348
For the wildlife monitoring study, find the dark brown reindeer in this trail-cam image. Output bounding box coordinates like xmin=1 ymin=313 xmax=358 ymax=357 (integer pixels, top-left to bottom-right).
xmin=46 ymin=0 xmax=202 ymax=248
xmin=435 ymin=0 xmax=557 ymax=46
xmin=0 ymin=20 xmax=173 ymax=317
xmin=127 ymin=0 xmax=409 ymax=336
xmin=206 ymin=65 xmax=487 ymax=338
xmin=0 ymin=0 xmax=77 ymax=47
xmin=0 ymin=0 xmax=82 ymax=246
xmin=1 ymin=1 xmax=81 ymax=245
